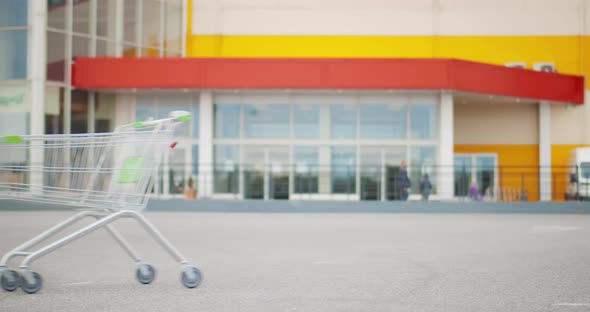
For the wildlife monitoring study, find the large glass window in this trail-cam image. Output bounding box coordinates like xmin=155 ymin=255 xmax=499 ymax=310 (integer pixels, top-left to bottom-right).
xmin=192 ymin=104 xmax=200 ymax=138
xmin=164 ymin=0 xmax=182 ymax=57
xmin=331 ymin=146 xmax=356 ymax=194
xmin=360 ymin=147 xmax=381 ymax=200
xmin=294 ymin=146 xmax=319 ymax=194
xmin=97 ymin=0 xmax=113 ymax=39
xmin=156 ymin=94 xmax=191 ymax=137
xmin=45 ymin=86 xmax=64 ymax=134
xmin=209 ymin=93 xmax=440 ymax=200
xmin=46 ymin=31 xmax=66 ymax=81
xmin=71 ymin=90 xmax=89 ymax=134
xmin=123 ymin=0 xmax=138 ymax=44
xmin=95 ymin=93 xmax=116 ymax=133
xmin=169 ymin=147 xmax=186 ymax=195
xmin=0 ymin=0 xmax=27 ymax=27
xmin=47 ymin=0 xmax=66 ymax=30
xmin=0 ymin=30 xmax=27 ymax=80
xmin=191 ymin=145 xmax=199 ymax=182
xmin=72 ymin=35 xmax=91 ymax=59
xmin=142 ymin=0 xmax=161 ymax=56
xmin=136 ymin=93 xmax=197 ymax=137
xmin=214 ymin=145 xmax=239 ymax=194
xmin=244 ymin=104 xmax=289 ymax=138
xmin=294 ymin=104 xmax=320 ymax=139
xmin=136 ymin=94 xmax=157 ymax=122
xmin=215 ymin=104 xmax=240 ymax=138
xmin=360 ymin=103 xmax=407 ymax=139
xmin=72 ymin=0 xmax=90 ymax=35
xmin=411 ymin=104 xmax=436 ymax=140
xmin=331 ymin=104 xmax=356 ymax=139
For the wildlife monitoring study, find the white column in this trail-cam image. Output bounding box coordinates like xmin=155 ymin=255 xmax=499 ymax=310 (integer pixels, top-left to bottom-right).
xmin=87 ymin=92 xmax=95 ymax=133
xmin=318 ymin=105 xmax=331 ymax=194
xmin=29 ymin=0 xmax=46 ymax=136
xmin=438 ymin=92 xmax=454 ymax=200
xmin=181 ymin=0 xmax=188 ymax=57
xmin=198 ymin=90 xmax=213 ymax=198
xmin=28 ymin=0 xmax=47 ymax=189
xmin=135 ymin=0 xmax=143 ymax=56
xmin=539 ymin=101 xmax=552 ymax=201
xmin=114 ymin=0 xmax=123 ymax=57
xmin=106 ymin=0 xmax=123 ymax=56
xmin=159 ymin=0 xmax=165 ymax=57
xmin=89 ymin=0 xmax=97 ymax=56
xmin=64 ymin=0 xmax=73 ymax=135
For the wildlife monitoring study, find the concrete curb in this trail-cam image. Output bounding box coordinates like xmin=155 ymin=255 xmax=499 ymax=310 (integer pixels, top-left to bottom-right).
xmin=0 ymin=199 xmax=589 ymax=214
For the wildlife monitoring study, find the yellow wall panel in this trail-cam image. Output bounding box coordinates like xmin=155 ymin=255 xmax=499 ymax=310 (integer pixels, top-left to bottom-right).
xmin=187 ymin=35 xmax=590 ymax=88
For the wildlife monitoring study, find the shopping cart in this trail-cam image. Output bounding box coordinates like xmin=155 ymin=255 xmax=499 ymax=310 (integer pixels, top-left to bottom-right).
xmin=0 ymin=111 xmax=202 ymax=294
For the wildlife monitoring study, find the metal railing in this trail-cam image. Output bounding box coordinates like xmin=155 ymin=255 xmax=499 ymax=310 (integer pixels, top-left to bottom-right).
xmin=2 ymin=163 xmax=587 ymax=202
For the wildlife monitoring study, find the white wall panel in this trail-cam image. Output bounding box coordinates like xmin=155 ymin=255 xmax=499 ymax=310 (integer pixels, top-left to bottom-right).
xmin=438 ymin=0 xmax=582 ymax=36
xmin=551 ymin=90 xmax=590 ymax=144
xmin=192 ymin=0 xmax=587 ymax=36
xmin=454 ymin=100 xmax=539 ymax=145
xmin=193 ymin=0 xmax=435 ymax=35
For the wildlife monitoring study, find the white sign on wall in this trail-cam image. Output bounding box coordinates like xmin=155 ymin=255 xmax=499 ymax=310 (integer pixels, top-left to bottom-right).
xmin=0 ymin=85 xmax=30 ymax=113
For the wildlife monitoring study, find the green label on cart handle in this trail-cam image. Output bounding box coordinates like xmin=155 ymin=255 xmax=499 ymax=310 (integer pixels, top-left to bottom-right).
xmin=132 ymin=121 xmax=145 ymax=128
xmin=4 ymin=135 xmax=22 ymax=144
xmin=176 ymin=115 xmax=192 ymax=123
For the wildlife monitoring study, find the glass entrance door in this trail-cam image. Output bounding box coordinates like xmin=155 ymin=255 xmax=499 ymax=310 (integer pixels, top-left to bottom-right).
xmin=244 ymin=146 xmax=265 ymax=199
xmin=360 ymin=147 xmax=381 ymax=200
xmin=454 ymin=154 xmax=497 ymax=200
xmin=268 ymin=146 xmax=290 ymax=200
xmin=476 ymin=156 xmax=496 ymax=198
xmin=454 ymin=155 xmax=472 ymax=197
xmin=360 ymin=146 xmax=407 ymax=201
xmin=243 ymin=146 xmax=290 ymax=200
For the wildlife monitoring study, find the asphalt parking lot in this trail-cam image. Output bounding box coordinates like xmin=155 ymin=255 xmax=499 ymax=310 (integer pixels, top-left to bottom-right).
xmin=2 ymin=211 xmax=590 ymax=312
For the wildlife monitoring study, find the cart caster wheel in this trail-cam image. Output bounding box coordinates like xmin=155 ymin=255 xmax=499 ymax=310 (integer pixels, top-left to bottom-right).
xmin=20 ymin=272 xmax=43 ymax=294
xmin=1 ymin=270 xmax=20 ymax=291
xmin=181 ymin=267 xmax=202 ymax=289
xmin=136 ymin=264 xmax=156 ymax=284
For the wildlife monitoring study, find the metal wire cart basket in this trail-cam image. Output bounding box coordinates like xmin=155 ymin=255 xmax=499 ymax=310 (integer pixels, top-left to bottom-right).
xmin=0 ymin=112 xmax=202 ymax=294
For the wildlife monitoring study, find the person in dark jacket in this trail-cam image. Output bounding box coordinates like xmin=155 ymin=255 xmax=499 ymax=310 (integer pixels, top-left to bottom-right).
xmin=419 ymin=174 xmax=432 ymax=201
xmin=398 ymin=161 xmax=411 ymax=201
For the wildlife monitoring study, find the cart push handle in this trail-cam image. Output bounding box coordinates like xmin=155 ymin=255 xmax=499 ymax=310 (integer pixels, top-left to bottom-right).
xmin=167 ymin=111 xmax=190 ymax=149
xmin=132 ymin=110 xmax=192 ymax=129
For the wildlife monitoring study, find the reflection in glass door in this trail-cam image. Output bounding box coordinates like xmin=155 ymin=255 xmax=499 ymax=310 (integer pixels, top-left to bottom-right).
xmin=454 ymin=155 xmax=472 ymax=197
xmin=244 ymin=147 xmax=265 ymax=199
xmin=268 ymin=147 xmax=289 ymax=200
xmin=384 ymin=147 xmax=406 ymax=200
xmin=243 ymin=146 xmax=290 ymax=200
xmin=360 ymin=147 xmax=406 ymax=201
xmin=476 ymin=156 xmax=495 ymax=198
xmin=360 ymin=147 xmax=381 ymax=200
xmin=454 ymin=154 xmax=497 ymax=199
xmin=168 ymin=147 xmax=186 ymax=195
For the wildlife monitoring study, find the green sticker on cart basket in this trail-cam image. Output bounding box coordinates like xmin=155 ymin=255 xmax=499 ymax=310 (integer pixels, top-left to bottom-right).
xmin=4 ymin=135 xmax=22 ymax=144
xmin=118 ymin=156 xmax=145 ymax=183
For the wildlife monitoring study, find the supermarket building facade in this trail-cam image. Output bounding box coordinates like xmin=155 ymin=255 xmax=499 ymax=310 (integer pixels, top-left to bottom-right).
xmin=0 ymin=0 xmax=589 ymax=201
